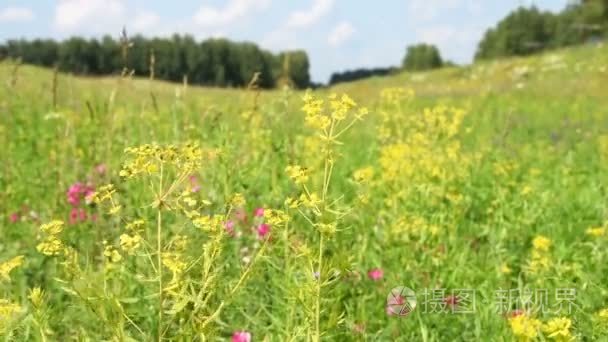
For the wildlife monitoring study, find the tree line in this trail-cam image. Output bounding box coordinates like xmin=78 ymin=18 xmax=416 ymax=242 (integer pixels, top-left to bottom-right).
xmin=475 ymin=0 xmax=607 ymax=60
xmin=0 ymin=34 xmax=310 ymax=89
xmin=329 ymin=1 xmax=606 ymax=85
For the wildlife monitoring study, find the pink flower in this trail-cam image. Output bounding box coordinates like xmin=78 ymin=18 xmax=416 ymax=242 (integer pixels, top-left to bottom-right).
xmin=69 ymin=208 xmax=80 ymax=225
xmin=9 ymin=212 xmax=20 ymax=223
xmin=257 ymin=223 xmax=270 ymax=238
xmin=367 ymin=268 xmax=383 ymax=281
xmin=231 ymin=331 xmax=251 ymax=342
xmin=69 ymin=208 xmax=88 ymax=225
xmin=67 ymin=182 xmax=95 ymax=207
xmin=189 ymin=175 xmax=201 ymax=193
xmin=225 ymin=220 xmax=236 ymax=236
xmin=95 ymin=164 xmax=107 ymax=175
xmin=253 ymin=207 xmax=264 ymax=217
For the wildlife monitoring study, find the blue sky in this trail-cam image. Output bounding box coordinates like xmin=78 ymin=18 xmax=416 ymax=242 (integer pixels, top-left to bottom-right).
xmin=0 ymin=0 xmax=569 ymax=82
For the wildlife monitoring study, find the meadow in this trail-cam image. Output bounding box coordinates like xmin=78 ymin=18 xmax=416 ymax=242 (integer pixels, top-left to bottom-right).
xmin=1 ymin=43 xmax=608 ymax=341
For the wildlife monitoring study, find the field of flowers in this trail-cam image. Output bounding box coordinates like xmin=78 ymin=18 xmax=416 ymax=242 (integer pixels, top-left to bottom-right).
xmin=1 ymin=43 xmax=608 ymax=341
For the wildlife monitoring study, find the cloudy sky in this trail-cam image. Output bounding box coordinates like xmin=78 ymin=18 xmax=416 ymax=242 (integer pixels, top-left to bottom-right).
xmin=0 ymin=0 xmax=568 ymax=82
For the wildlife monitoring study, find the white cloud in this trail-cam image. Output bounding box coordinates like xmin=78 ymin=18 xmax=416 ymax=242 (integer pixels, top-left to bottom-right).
xmin=408 ymin=0 xmax=482 ymax=22
xmin=194 ymin=0 xmax=271 ymax=27
xmin=54 ymin=0 xmax=126 ymax=33
xmin=132 ymin=11 xmax=161 ymax=33
xmin=0 ymin=6 xmax=34 ymax=22
xmin=285 ymin=0 xmax=334 ymax=29
xmin=327 ymin=21 xmax=355 ymax=47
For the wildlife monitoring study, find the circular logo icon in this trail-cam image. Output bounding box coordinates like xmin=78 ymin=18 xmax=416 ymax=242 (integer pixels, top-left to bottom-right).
xmin=386 ymin=286 xmax=416 ymax=317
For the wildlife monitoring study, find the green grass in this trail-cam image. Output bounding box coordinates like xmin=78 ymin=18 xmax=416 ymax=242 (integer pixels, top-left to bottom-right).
xmin=1 ymin=43 xmax=608 ymax=341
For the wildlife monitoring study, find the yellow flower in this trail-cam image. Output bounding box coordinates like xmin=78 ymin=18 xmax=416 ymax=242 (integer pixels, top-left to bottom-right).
xmin=108 ymin=205 xmax=122 ymax=216
xmin=509 ymin=314 xmax=541 ymax=340
xmin=231 ymin=193 xmax=246 ymax=207
xmin=353 ymin=166 xmax=374 ymax=184
xmin=532 ymin=235 xmax=551 ymax=251
xmin=0 ymin=300 xmax=22 ymax=333
xmin=103 ymin=244 xmax=122 ymax=264
xmin=0 ymin=256 xmax=24 ymax=281
xmin=542 ymin=317 xmax=573 ymax=341
xmin=126 ymin=219 xmax=145 ymax=232
xmin=120 ymin=234 xmax=143 ymax=254
xmin=597 ymin=308 xmax=608 ymax=320
xmin=36 ymin=236 xmax=64 ymax=256
xmin=28 ymin=287 xmax=45 ymax=309
xmin=39 ymin=220 xmax=64 ymax=235
xmin=500 ymin=263 xmax=512 ymax=275
xmin=586 ymin=227 xmax=605 ymax=238
xmin=286 ymin=165 xmax=309 ymax=185
xmin=316 ymin=222 xmax=337 ymax=235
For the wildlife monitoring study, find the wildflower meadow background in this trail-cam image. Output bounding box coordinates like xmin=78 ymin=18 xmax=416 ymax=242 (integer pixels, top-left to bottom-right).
xmin=2 ymin=29 xmax=608 ymax=342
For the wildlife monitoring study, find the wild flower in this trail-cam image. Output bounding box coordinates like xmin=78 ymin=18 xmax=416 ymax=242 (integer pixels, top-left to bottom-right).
xmin=9 ymin=212 xmax=19 ymax=223
xmin=232 ymin=331 xmax=251 ymax=342
xmin=254 ymin=207 xmax=265 ymax=217
xmin=0 ymin=300 xmax=22 ymax=333
xmin=225 ymin=220 xmax=236 ymax=236
xmin=597 ymin=308 xmax=608 ymax=321
xmin=0 ymin=256 xmax=24 ymax=281
xmin=257 ymin=223 xmax=270 ymax=238
xmin=509 ymin=314 xmax=542 ymax=340
xmin=66 ymin=182 xmax=95 ymax=207
xmin=68 ymin=207 xmax=88 ymax=225
xmin=36 ymin=220 xmax=66 ymax=256
xmin=542 ymin=317 xmax=573 ymax=341
xmin=28 ymin=287 xmax=45 ymax=309
xmin=367 ymin=268 xmax=383 ymax=281
xmin=532 ymin=235 xmax=552 ymax=251
xmin=586 ymin=226 xmax=605 ymax=237
xmin=119 ymin=233 xmax=143 ymax=254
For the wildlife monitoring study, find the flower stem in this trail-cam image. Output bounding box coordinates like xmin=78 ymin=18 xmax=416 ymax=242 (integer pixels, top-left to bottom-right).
xmin=315 ymin=234 xmax=324 ymax=342
xmin=157 ymin=163 xmax=164 ymax=341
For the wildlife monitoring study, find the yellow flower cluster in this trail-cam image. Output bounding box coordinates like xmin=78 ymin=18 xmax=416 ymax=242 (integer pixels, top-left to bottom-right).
xmin=264 ymin=209 xmax=290 ymax=227
xmin=586 ymin=225 xmax=605 ymax=238
xmin=119 ymin=142 xmax=206 ymax=179
xmin=103 ymin=242 xmax=123 ymax=264
xmin=509 ymin=314 xmax=542 ymax=340
xmin=542 ymin=317 xmax=573 ymax=341
xmin=120 ymin=234 xmax=142 ymax=255
xmin=231 ymin=193 xmax=246 ymax=207
xmin=285 ymin=165 xmax=310 ymax=185
xmin=528 ymin=235 xmax=552 ymax=275
xmin=0 ymin=300 xmax=22 ymax=333
xmin=353 ymin=166 xmax=374 ymax=184
xmin=378 ymin=105 xmax=469 ymax=187
xmin=36 ymin=220 xmax=65 ymax=256
xmin=380 ymin=87 xmax=415 ymax=104
xmin=118 ymin=219 xmax=145 ymax=255
xmin=192 ymin=214 xmax=225 ymax=233
xmin=0 ymin=256 xmax=24 ymax=281
xmin=28 ymin=287 xmax=45 ymax=310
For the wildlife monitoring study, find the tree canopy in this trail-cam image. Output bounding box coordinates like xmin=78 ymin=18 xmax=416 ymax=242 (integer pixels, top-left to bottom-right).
xmin=402 ymin=44 xmax=443 ymax=71
xmin=0 ymin=35 xmax=311 ymax=89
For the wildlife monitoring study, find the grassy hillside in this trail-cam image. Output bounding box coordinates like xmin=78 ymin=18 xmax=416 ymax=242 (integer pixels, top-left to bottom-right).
xmin=1 ymin=43 xmax=608 ymax=340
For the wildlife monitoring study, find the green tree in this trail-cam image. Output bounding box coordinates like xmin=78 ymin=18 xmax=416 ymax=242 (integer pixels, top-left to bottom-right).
xmin=402 ymin=43 xmax=443 ymax=71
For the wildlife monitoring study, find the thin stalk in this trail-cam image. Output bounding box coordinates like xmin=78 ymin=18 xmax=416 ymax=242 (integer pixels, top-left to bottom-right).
xmin=157 ymin=162 xmax=164 ymax=341
xmin=314 ymin=235 xmax=324 ymax=342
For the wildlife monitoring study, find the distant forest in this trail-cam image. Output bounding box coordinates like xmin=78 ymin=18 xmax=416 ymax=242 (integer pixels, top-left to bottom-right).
xmin=0 ymin=35 xmax=310 ymax=89
xmin=0 ymin=0 xmax=606 ymax=88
